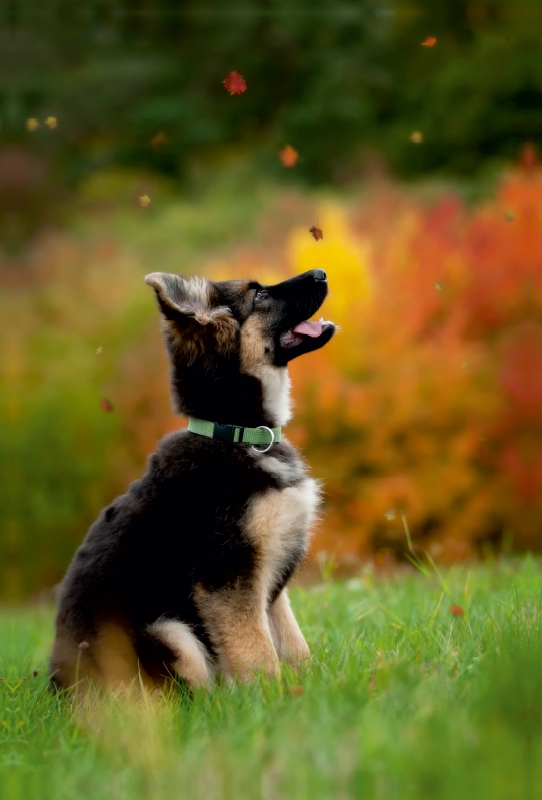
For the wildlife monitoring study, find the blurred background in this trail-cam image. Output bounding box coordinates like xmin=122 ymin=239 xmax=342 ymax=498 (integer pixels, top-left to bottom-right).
xmin=1 ymin=0 xmax=540 ymax=599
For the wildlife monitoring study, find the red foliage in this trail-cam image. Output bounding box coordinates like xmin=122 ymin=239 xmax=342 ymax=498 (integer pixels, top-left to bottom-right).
xmin=421 ymin=37 xmax=437 ymax=47
xmin=281 ymin=169 xmax=541 ymax=561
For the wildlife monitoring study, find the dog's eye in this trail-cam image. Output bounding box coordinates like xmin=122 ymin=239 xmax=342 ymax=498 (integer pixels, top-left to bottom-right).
xmin=255 ymin=289 xmax=268 ymax=302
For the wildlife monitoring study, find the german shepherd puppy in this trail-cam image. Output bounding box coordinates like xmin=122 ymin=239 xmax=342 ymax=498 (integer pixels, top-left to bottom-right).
xmin=50 ymin=269 xmax=336 ymax=693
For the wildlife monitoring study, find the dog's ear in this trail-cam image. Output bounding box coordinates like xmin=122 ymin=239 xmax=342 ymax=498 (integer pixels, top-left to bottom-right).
xmin=145 ymin=272 xmax=210 ymax=319
xmin=145 ymin=272 xmax=239 ymax=361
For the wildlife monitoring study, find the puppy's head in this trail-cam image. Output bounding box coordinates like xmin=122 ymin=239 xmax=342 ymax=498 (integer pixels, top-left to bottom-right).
xmin=145 ymin=270 xmax=336 ymax=428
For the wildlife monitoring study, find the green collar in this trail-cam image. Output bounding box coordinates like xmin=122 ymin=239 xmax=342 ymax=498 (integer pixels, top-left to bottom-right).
xmin=188 ymin=417 xmax=281 ymax=452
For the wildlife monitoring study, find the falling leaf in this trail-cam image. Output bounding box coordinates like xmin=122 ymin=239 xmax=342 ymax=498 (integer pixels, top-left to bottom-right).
xmin=223 ymin=70 xmax=247 ymax=95
xmin=100 ymin=398 xmax=113 ymax=412
xmin=26 ymin=118 xmax=39 ymax=131
xmin=44 ymin=116 xmax=57 ymax=129
xmin=139 ymin=194 xmax=151 ymax=207
xmin=435 ymin=282 xmax=442 ymax=291
xmin=384 ymin=509 xmax=396 ymax=521
xmin=449 ymin=605 xmax=464 ymax=617
xmin=151 ymin=131 xmax=168 ymax=148
xmin=96 ymin=346 xmax=104 ymax=356
xmin=288 ymin=685 xmax=304 ymax=697
xmin=409 ymin=131 xmax=423 ymax=144
xmin=309 ymin=225 xmax=323 ymax=241
xmin=279 ymin=145 xmax=299 ymax=167
xmin=422 ymin=36 xmax=437 ymax=47
xmin=78 ymin=641 xmax=90 ymax=650
xmin=505 ymin=211 xmax=515 ymax=222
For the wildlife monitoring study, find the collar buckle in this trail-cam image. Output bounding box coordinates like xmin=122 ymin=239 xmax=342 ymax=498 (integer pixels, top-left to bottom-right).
xmin=212 ymin=422 xmax=245 ymax=444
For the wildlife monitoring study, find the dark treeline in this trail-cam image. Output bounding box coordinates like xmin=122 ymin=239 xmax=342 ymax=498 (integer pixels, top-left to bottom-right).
xmin=1 ymin=0 xmax=540 ymax=188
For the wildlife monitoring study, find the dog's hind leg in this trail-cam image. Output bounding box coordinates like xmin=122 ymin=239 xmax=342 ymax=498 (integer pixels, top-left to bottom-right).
xmin=268 ymin=590 xmax=310 ymax=667
xmin=51 ymin=621 xmax=158 ymax=696
xmin=147 ymin=619 xmax=212 ymax=689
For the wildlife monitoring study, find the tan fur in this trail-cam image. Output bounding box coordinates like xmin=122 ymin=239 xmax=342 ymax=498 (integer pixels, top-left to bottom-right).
xmin=93 ymin=624 xmax=155 ymax=691
xmin=268 ymin=589 xmax=311 ymax=665
xmin=51 ymin=622 xmax=156 ymax=693
xmin=194 ymin=306 xmax=239 ymax=351
xmin=184 ymin=276 xmax=210 ymax=308
xmin=194 ymin=584 xmax=279 ymax=680
xmin=255 ymin=453 xmax=305 ymax=482
xmin=243 ymin=478 xmax=321 ymax=597
xmin=147 ymin=619 xmax=212 ymax=688
xmin=163 ymin=307 xmax=238 ymax=368
xmin=145 ymin=273 xmax=210 ymax=312
xmin=50 ymin=623 xmax=97 ymax=693
xmin=240 ymin=315 xmax=292 ymax=426
xmin=195 ymin=479 xmax=320 ymax=680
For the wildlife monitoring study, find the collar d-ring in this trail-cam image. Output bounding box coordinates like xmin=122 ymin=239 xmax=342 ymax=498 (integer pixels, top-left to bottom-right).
xmin=252 ymin=425 xmax=275 ymax=454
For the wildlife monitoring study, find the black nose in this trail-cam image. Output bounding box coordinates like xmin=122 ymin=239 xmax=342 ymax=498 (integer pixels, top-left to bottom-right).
xmin=313 ymin=269 xmax=327 ymax=282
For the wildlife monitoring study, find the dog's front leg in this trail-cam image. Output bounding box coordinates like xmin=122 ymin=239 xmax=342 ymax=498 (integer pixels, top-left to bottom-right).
xmin=194 ymin=585 xmax=280 ymax=681
xmin=268 ymin=589 xmax=311 ymax=667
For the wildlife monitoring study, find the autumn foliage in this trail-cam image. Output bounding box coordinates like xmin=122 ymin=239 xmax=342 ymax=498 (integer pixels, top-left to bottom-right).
xmin=3 ymin=166 xmax=539 ymax=597
xmin=211 ymin=166 xmax=539 ymax=562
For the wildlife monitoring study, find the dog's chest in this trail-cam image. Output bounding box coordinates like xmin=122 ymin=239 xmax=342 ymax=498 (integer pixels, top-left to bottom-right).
xmin=242 ymin=478 xmax=321 ymax=591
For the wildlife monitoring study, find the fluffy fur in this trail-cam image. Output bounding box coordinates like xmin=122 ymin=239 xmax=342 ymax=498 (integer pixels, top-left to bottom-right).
xmin=50 ymin=269 xmax=336 ymax=693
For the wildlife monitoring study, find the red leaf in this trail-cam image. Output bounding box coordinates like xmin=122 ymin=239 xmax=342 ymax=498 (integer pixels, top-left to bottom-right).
xmin=449 ymin=604 xmax=464 ymax=616
xmin=309 ymin=225 xmax=323 ymax=241
xmin=421 ymin=36 xmax=437 ymax=47
xmin=279 ymin=145 xmax=299 ymax=167
xmin=100 ymin=398 xmax=114 ymax=412
xmin=223 ymin=71 xmax=247 ymax=95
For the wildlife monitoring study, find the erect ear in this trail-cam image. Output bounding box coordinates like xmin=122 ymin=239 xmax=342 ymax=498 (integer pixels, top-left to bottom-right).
xmin=145 ymin=272 xmax=239 ymax=360
xmin=145 ymin=272 xmax=210 ymax=318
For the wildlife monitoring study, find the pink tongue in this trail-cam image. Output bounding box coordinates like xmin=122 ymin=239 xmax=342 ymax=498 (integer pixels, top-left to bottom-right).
xmin=292 ymin=320 xmax=323 ymax=338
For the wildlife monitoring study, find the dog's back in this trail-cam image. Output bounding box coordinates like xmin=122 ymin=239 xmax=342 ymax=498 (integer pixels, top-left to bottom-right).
xmin=51 ymin=269 xmax=335 ymax=692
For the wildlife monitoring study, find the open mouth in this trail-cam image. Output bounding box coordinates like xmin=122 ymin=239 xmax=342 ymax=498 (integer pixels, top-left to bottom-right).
xmin=279 ymin=317 xmax=335 ymax=349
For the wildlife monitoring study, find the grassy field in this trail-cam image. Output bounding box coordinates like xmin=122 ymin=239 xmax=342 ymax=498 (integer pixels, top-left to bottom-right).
xmin=1 ymin=558 xmax=540 ymax=800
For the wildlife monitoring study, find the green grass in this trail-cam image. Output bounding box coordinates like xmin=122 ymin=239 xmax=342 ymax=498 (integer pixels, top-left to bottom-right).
xmin=1 ymin=558 xmax=540 ymax=799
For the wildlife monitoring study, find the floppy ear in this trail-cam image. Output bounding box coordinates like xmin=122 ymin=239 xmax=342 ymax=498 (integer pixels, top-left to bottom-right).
xmin=145 ymin=272 xmax=210 ymax=319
